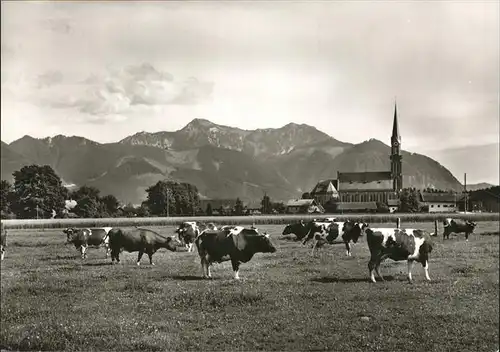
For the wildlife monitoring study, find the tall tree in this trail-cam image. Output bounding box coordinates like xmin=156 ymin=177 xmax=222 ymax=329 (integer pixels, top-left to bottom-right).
xmin=234 ymin=198 xmax=244 ymax=216
xmin=71 ymin=186 xmax=104 ymax=218
xmin=206 ymin=203 xmax=213 ymax=216
xmin=0 ymin=180 xmax=14 ymax=218
xmin=144 ymin=180 xmax=201 ymax=216
xmin=399 ymin=188 xmax=421 ymax=213
xmin=101 ymin=194 xmax=120 ymax=216
xmin=11 ymin=165 xmax=68 ymax=219
xmin=261 ymin=193 xmax=271 ymax=214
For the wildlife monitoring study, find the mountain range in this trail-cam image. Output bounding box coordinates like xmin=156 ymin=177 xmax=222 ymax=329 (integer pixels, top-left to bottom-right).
xmin=1 ymin=118 xmax=485 ymax=205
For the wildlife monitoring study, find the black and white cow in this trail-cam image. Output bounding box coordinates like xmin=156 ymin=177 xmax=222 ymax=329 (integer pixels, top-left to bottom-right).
xmin=341 ymin=221 xmax=369 ymax=256
xmin=194 ymin=226 xmax=277 ymax=279
xmin=442 ymin=218 xmax=477 ymax=241
xmin=63 ymin=227 xmax=113 ymax=259
xmin=175 ymin=222 xmax=218 ymax=252
xmin=366 ymin=227 xmax=434 ymax=283
xmin=281 ymin=220 xmax=310 ymax=241
xmin=301 ymin=221 xmax=345 ymax=256
xmin=1 ymin=222 xmax=6 ymax=261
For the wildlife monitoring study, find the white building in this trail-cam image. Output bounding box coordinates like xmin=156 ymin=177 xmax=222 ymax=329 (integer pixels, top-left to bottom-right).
xmin=420 ymin=193 xmax=457 ymax=213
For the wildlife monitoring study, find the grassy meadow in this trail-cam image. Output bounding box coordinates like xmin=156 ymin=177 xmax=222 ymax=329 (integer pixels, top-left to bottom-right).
xmin=1 ymin=221 xmax=499 ymax=351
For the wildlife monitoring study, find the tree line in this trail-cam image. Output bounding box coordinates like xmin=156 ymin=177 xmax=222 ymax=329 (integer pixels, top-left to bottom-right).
xmin=0 ymin=164 xmax=286 ymax=219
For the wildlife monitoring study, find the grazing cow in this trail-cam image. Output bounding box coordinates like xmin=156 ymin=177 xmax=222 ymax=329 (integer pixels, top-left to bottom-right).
xmin=1 ymin=222 xmax=6 ymax=261
xmin=341 ymin=221 xmax=369 ymax=256
xmin=366 ymin=227 xmax=434 ymax=283
xmin=443 ymin=218 xmax=477 ymax=241
xmin=195 ymin=226 xmax=277 ymax=279
xmin=63 ymin=227 xmax=112 ymax=258
xmin=301 ymin=221 xmax=345 ymax=255
xmin=175 ymin=222 xmax=218 ymax=252
xmin=281 ymin=220 xmax=310 ymax=241
xmin=108 ymin=227 xmax=178 ymax=265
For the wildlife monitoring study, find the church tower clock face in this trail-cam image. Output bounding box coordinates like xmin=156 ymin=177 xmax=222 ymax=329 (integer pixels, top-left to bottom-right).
xmin=393 ymin=141 xmax=399 ymax=147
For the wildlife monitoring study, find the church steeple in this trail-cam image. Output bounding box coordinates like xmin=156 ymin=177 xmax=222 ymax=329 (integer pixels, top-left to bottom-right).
xmin=392 ymin=101 xmax=400 ymax=142
xmin=390 ymin=100 xmax=403 ymax=192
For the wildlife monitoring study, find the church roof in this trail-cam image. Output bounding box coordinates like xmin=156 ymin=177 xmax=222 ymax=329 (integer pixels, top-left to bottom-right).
xmin=338 ymin=171 xmax=393 ymax=183
xmin=286 ymin=199 xmax=316 ymax=207
xmin=311 ymin=179 xmax=339 ymax=194
xmin=337 ymin=171 xmax=394 ymax=190
xmin=420 ymin=193 xmax=457 ymax=203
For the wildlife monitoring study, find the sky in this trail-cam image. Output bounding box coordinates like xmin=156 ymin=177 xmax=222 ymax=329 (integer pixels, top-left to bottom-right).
xmin=1 ymin=1 xmax=499 ymax=156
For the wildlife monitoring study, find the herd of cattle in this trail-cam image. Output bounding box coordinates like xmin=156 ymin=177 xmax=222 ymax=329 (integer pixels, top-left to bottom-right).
xmin=0 ymin=218 xmax=479 ymax=283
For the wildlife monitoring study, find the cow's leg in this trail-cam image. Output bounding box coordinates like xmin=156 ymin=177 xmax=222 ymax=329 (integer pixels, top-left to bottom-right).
xmin=368 ymin=257 xmax=378 ymax=283
xmin=231 ymin=258 xmax=241 ymax=280
xmin=311 ymin=240 xmax=318 ymax=256
xmin=345 ymin=241 xmax=351 ymax=256
xmin=422 ymin=260 xmax=431 ymax=281
xmin=465 ymin=232 xmax=469 ymax=242
xmin=1 ymin=247 xmax=4 ymax=261
xmin=374 ymin=261 xmax=384 ymax=282
xmin=187 ymin=243 xmax=193 ymax=253
xmin=407 ymin=260 xmax=415 ymax=283
xmin=147 ymin=251 xmax=155 ymax=266
xmin=137 ymin=251 xmax=144 ymax=266
xmin=80 ymin=245 xmax=88 ymax=260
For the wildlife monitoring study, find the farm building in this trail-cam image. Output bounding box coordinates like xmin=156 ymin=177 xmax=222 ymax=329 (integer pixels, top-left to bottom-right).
xmin=286 ymin=199 xmax=324 ymax=214
xmin=336 ymin=201 xmax=378 ymax=213
xmin=310 ymin=103 xmax=402 ymax=210
xmin=420 ymin=192 xmax=458 ymax=213
xmin=387 ymin=198 xmax=399 ymax=213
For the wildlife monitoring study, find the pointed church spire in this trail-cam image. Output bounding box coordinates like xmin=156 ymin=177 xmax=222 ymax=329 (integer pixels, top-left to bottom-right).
xmin=392 ymin=100 xmax=400 ymax=141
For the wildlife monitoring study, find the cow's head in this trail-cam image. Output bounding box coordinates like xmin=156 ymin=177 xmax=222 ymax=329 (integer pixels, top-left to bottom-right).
xmin=282 ymin=221 xmax=305 ymax=236
xmin=63 ymin=227 xmax=77 ymax=242
xmin=163 ymin=236 xmax=179 ymax=252
xmin=242 ymin=228 xmax=277 ymax=253
xmin=466 ymin=220 xmax=477 ymax=229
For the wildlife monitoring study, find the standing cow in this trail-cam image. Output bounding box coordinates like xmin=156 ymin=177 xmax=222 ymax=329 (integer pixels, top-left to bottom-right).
xmin=64 ymin=227 xmax=112 ymax=259
xmin=281 ymin=220 xmax=310 ymax=241
xmin=366 ymin=227 xmax=434 ymax=283
xmin=195 ymin=226 xmax=277 ymax=280
xmin=341 ymin=221 xmax=368 ymax=256
xmin=108 ymin=227 xmax=178 ymax=265
xmin=1 ymin=222 xmax=6 ymax=261
xmin=442 ymin=218 xmax=477 ymax=241
xmin=175 ymin=222 xmax=217 ymax=252
xmin=300 ymin=221 xmax=346 ymax=256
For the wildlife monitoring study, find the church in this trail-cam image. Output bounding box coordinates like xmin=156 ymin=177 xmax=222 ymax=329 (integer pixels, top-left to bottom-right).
xmin=310 ymin=103 xmax=403 ymax=212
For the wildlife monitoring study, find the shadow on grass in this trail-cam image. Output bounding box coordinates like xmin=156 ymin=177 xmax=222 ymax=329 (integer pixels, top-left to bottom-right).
xmin=310 ymin=275 xmax=396 ymax=283
xmin=83 ymin=262 xmax=113 ymax=267
xmin=40 ymin=255 xmax=77 ymax=261
xmin=169 ymin=275 xmax=208 ymax=281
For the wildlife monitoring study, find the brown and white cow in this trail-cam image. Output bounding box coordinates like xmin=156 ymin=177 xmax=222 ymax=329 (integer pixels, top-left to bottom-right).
xmin=175 ymin=222 xmax=218 ymax=252
xmin=366 ymin=227 xmax=434 ymax=283
xmin=63 ymin=227 xmax=112 ymax=258
xmin=194 ymin=226 xmax=277 ymax=280
xmin=443 ymin=218 xmax=477 ymax=241
xmin=108 ymin=227 xmax=179 ymax=265
xmin=1 ymin=222 xmax=6 ymax=261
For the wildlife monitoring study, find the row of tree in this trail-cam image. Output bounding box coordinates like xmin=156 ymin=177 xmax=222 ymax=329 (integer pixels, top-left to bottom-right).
xmin=0 ymin=164 xmax=286 ymax=219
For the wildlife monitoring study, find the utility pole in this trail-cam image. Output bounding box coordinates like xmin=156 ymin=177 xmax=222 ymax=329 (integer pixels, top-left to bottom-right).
xmin=464 ymin=173 xmax=468 ymax=213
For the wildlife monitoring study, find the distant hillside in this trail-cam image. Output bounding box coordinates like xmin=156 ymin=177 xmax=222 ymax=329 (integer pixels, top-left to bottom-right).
xmin=2 ymin=119 xmax=467 ymax=204
xmin=466 ymin=182 xmax=497 ymax=191
xmin=423 ymin=143 xmax=499 ymax=186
